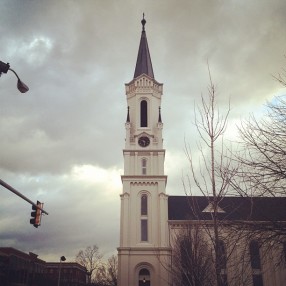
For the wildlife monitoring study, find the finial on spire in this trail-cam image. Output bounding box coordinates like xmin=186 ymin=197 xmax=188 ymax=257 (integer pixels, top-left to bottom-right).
xmin=141 ymin=13 xmax=146 ymax=31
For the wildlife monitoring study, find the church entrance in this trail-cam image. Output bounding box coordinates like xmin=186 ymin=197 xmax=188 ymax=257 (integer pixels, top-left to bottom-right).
xmin=138 ymin=268 xmax=150 ymax=286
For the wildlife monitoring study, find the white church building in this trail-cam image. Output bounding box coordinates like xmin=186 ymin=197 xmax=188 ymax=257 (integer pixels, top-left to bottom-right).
xmin=117 ymin=16 xmax=286 ymax=286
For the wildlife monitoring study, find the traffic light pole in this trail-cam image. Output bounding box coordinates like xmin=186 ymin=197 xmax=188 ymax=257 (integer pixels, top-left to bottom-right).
xmin=0 ymin=179 xmax=49 ymax=215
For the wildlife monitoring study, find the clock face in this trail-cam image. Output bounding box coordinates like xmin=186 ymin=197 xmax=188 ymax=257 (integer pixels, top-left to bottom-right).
xmin=138 ymin=136 xmax=150 ymax=147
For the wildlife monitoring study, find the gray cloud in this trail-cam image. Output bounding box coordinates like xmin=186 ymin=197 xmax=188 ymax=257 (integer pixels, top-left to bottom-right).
xmin=0 ymin=0 xmax=286 ymax=261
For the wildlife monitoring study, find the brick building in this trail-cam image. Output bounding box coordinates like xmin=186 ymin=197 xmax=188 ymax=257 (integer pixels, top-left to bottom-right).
xmin=45 ymin=262 xmax=87 ymax=286
xmin=0 ymin=247 xmax=87 ymax=286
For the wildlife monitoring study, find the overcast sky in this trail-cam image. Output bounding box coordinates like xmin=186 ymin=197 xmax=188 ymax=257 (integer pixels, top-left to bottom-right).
xmin=0 ymin=0 xmax=286 ymax=262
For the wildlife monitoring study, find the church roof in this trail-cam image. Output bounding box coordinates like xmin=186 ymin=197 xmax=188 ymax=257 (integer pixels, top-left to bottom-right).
xmin=168 ymin=196 xmax=286 ymax=222
xmin=133 ymin=15 xmax=154 ymax=79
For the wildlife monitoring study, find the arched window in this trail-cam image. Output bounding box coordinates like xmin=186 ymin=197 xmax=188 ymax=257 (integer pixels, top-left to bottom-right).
xmin=139 ymin=268 xmax=150 ymax=286
xmin=142 ymin=158 xmax=147 ymax=175
xmin=140 ymin=100 xmax=148 ymax=127
xmin=141 ymin=195 xmax=147 ymax=215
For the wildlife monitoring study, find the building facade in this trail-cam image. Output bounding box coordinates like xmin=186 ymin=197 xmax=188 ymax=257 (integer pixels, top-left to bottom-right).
xmin=169 ymin=196 xmax=286 ymax=286
xmin=45 ymin=262 xmax=87 ymax=286
xmin=0 ymin=247 xmax=87 ymax=286
xmin=117 ymin=16 xmax=286 ymax=286
xmin=0 ymin=247 xmax=46 ymax=286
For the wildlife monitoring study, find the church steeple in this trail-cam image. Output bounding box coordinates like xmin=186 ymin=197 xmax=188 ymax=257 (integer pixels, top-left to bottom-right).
xmin=118 ymin=16 xmax=170 ymax=286
xmin=133 ymin=14 xmax=154 ymax=79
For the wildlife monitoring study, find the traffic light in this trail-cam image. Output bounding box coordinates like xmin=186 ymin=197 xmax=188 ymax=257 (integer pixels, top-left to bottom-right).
xmin=30 ymin=201 xmax=43 ymax=228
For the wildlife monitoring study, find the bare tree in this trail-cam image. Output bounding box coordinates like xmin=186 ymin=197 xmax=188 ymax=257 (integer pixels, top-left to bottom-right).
xmin=171 ymin=224 xmax=215 ymax=286
xmin=107 ymin=255 xmax=118 ymax=286
xmin=234 ymin=63 xmax=286 ymax=198
xmin=184 ymin=66 xmax=239 ymax=286
xmin=93 ymin=265 xmax=108 ymax=286
xmin=236 ymin=95 xmax=286 ymax=197
xmin=169 ymin=65 xmax=286 ymax=285
xmin=228 ymin=71 xmax=286 ymax=266
xmin=273 ymin=62 xmax=286 ymax=88
xmin=75 ymin=245 xmax=103 ymax=283
xmin=92 ymin=255 xmax=117 ymax=286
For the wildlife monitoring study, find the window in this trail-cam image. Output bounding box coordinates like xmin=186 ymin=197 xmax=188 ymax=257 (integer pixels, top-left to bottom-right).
xmin=218 ymin=240 xmax=227 ymax=270
xmin=142 ymin=158 xmax=147 ymax=175
xmin=252 ymin=275 xmax=263 ymax=286
xmin=141 ymin=219 xmax=148 ymax=241
xmin=217 ymin=240 xmax=228 ymax=286
xmin=141 ymin=195 xmax=147 ymax=215
xmin=250 ymin=240 xmax=261 ymax=269
xmin=139 ymin=268 xmax=150 ymax=286
xmin=140 ymin=100 xmax=148 ymax=127
xmin=250 ymin=240 xmax=263 ymax=286
xmin=283 ymin=242 xmax=286 ymax=262
xmin=220 ymin=274 xmax=228 ymax=286
xmin=141 ymin=194 xmax=148 ymax=241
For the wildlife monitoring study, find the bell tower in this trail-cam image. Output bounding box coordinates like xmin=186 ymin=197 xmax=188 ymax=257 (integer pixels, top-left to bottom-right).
xmin=117 ymin=15 xmax=171 ymax=286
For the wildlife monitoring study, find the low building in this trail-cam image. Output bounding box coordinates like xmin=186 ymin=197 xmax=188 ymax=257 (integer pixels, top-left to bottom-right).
xmin=0 ymin=247 xmax=46 ymax=286
xmin=0 ymin=247 xmax=87 ymax=286
xmin=45 ymin=262 xmax=87 ymax=286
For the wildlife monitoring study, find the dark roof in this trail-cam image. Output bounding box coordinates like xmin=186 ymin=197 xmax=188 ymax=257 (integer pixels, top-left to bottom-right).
xmin=46 ymin=262 xmax=87 ymax=271
xmin=133 ymin=16 xmax=154 ymax=79
xmin=168 ymin=196 xmax=286 ymax=222
xmin=0 ymin=247 xmax=45 ymax=263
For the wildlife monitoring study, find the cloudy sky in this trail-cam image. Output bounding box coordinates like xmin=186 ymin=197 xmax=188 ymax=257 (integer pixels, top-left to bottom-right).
xmin=0 ymin=0 xmax=286 ymax=262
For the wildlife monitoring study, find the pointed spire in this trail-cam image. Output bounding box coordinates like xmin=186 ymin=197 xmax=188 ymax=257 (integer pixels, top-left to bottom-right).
xmin=158 ymin=107 xmax=162 ymax=123
xmin=126 ymin=106 xmax=130 ymax=123
xmin=133 ymin=14 xmax=154 ymax=79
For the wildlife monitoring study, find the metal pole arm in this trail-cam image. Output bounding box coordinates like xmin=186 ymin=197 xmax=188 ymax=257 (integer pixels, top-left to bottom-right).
xmin=0 ymin=179 xmax=49 ymax=215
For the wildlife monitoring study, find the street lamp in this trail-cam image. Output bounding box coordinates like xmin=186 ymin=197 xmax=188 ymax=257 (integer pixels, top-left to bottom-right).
xmin=57 ymin=256 xmax=66 ymax=286
xmin=0 ymin=60 xmax=29 ymax=93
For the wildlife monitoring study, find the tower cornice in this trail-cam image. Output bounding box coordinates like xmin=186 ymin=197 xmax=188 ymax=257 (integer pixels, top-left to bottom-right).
xmin=121 ymin=175 xmax=167 ymax=179
xmin=123 ymin=149 xmax=166 ymax=154
xmin=126 ymin=74 xmax=163 ymax=86
xmin=125 ymin=74 xmax=163 ymax=98
xmin=121 ymin=175 xmax=168 ymax=185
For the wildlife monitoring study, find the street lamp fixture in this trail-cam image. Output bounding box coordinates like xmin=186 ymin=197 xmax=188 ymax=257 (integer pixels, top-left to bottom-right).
xmin=58 ymin=256 xmax=66 ymax=286
xmin=0 ymin=60 xmax=29 ymax=93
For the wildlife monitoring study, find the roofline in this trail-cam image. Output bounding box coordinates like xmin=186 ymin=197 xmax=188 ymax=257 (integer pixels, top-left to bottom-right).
xmin=125 ymin=73 xmax=163 ymax=86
